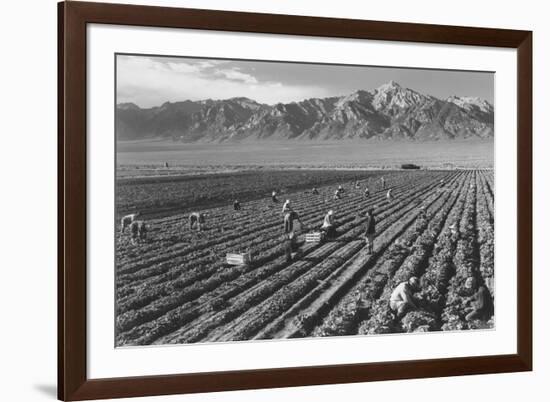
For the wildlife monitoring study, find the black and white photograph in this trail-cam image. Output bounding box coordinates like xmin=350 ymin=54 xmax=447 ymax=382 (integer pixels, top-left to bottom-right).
xmin=114 ymin=54 xmax=495 ymax=347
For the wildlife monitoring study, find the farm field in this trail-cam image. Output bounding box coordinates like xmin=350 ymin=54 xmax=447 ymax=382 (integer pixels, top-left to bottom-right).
xmin=116 ymin=139 xmax=494 ymax=177
xmin=115 ymin=169 xmax=494 ymax=346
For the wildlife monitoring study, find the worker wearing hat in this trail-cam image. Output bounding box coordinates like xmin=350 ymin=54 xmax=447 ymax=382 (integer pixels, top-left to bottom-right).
xmin=390 ymin=277 xmax=421 ymax=319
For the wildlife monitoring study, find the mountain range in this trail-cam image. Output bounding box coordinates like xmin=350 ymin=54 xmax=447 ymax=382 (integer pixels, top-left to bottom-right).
xmin=116 ymin=81 xmax=494 ymax=142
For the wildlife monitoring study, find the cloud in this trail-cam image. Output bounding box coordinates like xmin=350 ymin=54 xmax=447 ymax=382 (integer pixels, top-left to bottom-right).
xmin=214 ymin=68 xmax=258 ymax=84
xmin=116 ymin=55 xmax=330 ymax=107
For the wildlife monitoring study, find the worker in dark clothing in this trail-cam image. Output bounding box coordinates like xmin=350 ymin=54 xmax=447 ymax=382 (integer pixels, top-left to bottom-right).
xmin=233 ymin=200 xmax=241 ymax=211
xmin=283 ymin=210 xmax=303 ymax=262
xmin=284 ymin=210 xmax=303 ymax=234
xmin=312 ymin=187 xmax=319 ymax=195
xmin=364 ymin=208 xmax=376 ymax=253
xmin=464 ymin=277 xmax=494 ymax=321
xmin=130 ymin=220 xmax=140 ymax=245
xmin=285 ymin=232 xmax=301 ymax=263
xmin=271 ymin=191 xmax=279 ymax=203
xmin=138 ymin=221 xmax=147 ymax=241
xmin=189 ymin=212 xmax=206 ymax=231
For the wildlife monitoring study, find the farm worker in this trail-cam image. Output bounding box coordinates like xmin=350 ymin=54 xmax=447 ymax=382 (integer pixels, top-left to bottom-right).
xmin=188 ymin=212 xmax=206 ymax=231
xmin=138 ymin=221 xmax=147 ymax=241
xmin=120 ymin=212 xmax=140 ymax=233
xmin=364 ymin=208 xmax=376 ymax=254
xmin=312 ymin=187 xmax=319 ymax=195
xmin=390 ymin=277 xmax=421 ymax=319
xmin=355 ymin=181 xmax=361 ymax=189
xmin=464 ymin=277 xmax=494 ymax=321
xmin=282 ymin=199 xmax=292 ymax=214
xmin=321 ymin=210 xmax=336 ymax=238
xmin=164 ymin=162 xmax=169 ymax=168
xmin=285 ymin=232 xmax=301 ymax=263
xmin=333 ymin=189 xmax=342 ymax=200
xmin=386 ymin=188 xmax=393 ymax=201
xmin=129 ymin=220 xmax=140 ymax=245
xmin=233 ymin=200 xmax=241 ymax=211
xmin=338 ymin=185 xmax=345 ymax=194
xmin=380 ymin=176 xmax=386 ymax=190
xmin=363 ymin=186 xmax=370 ymax=198
xmin=271 ymin=191 xmax=279 ymax=203
xmin=284 ymin=211 xmax=303 ymax=234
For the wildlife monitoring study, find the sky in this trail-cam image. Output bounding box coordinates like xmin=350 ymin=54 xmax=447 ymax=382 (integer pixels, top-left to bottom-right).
xmin=116 ymin=54 xmax=494 ymax=108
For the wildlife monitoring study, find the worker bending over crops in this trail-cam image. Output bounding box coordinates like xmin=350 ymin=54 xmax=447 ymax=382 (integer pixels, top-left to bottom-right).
xmin=386 ymin=188 xmax=393 ymax=202
xmin=120 ymin=212 xmax=140 ymax=233
xmin=464 ymin=277 xmax=494 ymax=321
xmin=312 ymin=187 xmax=319 ymax=195
xmin=333 ymin=185 xmax=345 ymax=200
xmin=363 ymin=186 xmax=370 ymax=198
xmin=321 ymin=210 xmax=336 ymax=239
xmin=233 ymin=200 xmax=241 ymax=211
xmin=364 ymin=208 xmax=376 ymax=254
xmin=282 ymin=199 xmax=292 ymax=214
xmin=284 ymin=210 xmax=303 ymax=234
xmin=355 ymin=181 xmax=361 ymax=189
xmin=271 ymin=191 xmax=279 ymax=203
xmin=189 ymin=212 xmax=206 ymax=231
xmin=390 ymin=277 xmax=421 ymax=319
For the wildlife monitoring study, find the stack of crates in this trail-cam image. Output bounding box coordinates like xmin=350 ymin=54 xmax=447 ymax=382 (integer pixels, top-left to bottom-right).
xmin=225 ymin=252 xmax=252 ymax=266
xmin=305 ymin=231 xmax=324 ymax=243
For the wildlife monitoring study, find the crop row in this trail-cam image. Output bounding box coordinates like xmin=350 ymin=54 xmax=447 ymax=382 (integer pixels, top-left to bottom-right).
xmin=116 ymin=172 xmax=453 ymax=345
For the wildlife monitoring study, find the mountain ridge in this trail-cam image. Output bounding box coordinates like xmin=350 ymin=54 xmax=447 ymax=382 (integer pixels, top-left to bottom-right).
xmin=116 ymin=81 xmax=494 ymax=142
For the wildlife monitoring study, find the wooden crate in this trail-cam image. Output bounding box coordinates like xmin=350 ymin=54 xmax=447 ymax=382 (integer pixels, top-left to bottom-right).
xmin=305 ymin=231 xmax=324 ymax=243
xmin=225 ymin=252 xmax=252 ymax=266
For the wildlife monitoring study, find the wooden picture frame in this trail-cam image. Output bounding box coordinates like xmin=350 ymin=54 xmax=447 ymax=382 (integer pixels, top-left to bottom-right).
xmin=58 ymin=1 xmax=532 ymax=400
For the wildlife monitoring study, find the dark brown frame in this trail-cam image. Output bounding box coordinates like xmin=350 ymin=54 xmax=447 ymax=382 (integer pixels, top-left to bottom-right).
xmin=58 ymin=1 xmax=532 ymax=400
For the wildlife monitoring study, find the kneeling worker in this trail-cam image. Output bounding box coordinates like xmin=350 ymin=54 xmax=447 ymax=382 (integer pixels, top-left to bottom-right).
xmin=390 ymin=277 xmax=421 ymax=319
xmin=464 ymin=276 xmax=494 ymax=321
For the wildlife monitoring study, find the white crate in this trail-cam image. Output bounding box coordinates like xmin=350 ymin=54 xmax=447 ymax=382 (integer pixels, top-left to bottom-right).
xmin=305 ymin=232 xmax=324 ymax=243
xmin=225 ymin=252 xmax=252 ymax=266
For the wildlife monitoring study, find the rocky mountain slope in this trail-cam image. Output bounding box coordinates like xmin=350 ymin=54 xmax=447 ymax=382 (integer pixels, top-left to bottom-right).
xmin=116 ymin=81 xmax=494 ymax=142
